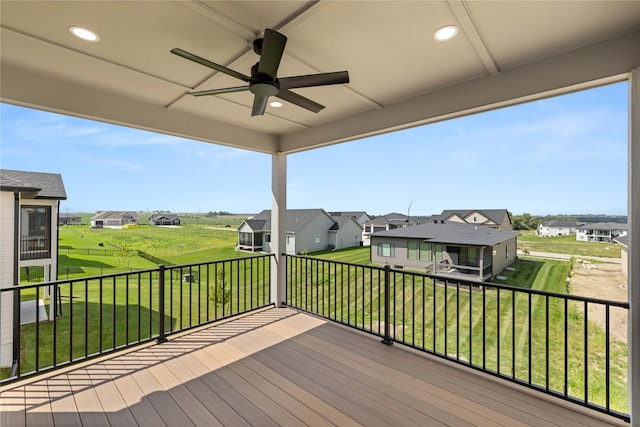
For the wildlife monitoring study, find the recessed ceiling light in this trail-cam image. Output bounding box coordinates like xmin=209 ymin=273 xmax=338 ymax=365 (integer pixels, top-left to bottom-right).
xmin=69 ymin=26 xmax=99 ymax=42
xmin=270 ymin=101 xmax=283 ymax=108
xmin=433 ymin=25 xmax=458 ymax=42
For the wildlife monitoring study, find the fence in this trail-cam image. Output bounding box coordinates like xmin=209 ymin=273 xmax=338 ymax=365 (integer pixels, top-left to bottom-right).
xmin=0 ymin=254 xmax=271 ymax=384
xmin=284 ymin=254 xmax=630 ymax=422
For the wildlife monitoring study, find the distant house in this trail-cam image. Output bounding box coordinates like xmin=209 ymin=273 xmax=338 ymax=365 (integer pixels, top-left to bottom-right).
xmin=329 ymin=211 xmax=372 ymax=225
xmin=575 ymin=222 xmax=627 ymax=243
xmin=237 ymin=209 xmax=362 ymax=254
xmin=613 ymin=235 xmax=628 ymax=278
xmin=90 ymin=211 xmax=139 ymax=229
xmin=0 ymin=169 xmax=67 ymax=368
xmin=370 ymin=222 xmax=520 ymax=282
xmin=429 ymin=209 xmax=513 ymax=231
xmin=362 ymin=213 xmax=419 ymax=246
xmin=536 ymin=220 xmax=581 ymax=237
xmin=149 ymin=213 xmax=180 ymax=226
xmin=59 ymin=213 xmax=82 ymax=226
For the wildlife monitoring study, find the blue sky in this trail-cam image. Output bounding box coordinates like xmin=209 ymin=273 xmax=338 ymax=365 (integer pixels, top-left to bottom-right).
xmin=0 ymin=82 xmax=628 ymax=217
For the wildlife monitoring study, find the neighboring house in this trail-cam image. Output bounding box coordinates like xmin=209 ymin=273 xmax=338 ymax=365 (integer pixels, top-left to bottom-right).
xmin=149 ymin=213 xmax=180 ymax=226
xmin=536 ymin=220 xmax=582 ymax=237
xmin=90 ymin=211 xmax=139 ymax=229
xmin=59 ymin=213 xmax=82 ymax=226
xmin=613 ymin=235 xmax=628 ymax=278
xmin=329 ymin=211 xmax=372 ymax=226
xmin=430 ymin=209 xmax=513 ymax=231
xmin=237 ymin=209 xmax=362 ymax=254
xmin=0 ymin=169 xmax=67 ymax=368
xmin=370 ymin=222 xmax=520 ymax=282
xmin=362 ymin=213 xmax=419 ymax=246
xmin=575 ymin=222 xmax=628 ymax=242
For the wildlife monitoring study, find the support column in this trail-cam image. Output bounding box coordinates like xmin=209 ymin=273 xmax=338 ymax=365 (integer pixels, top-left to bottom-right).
xmin=271 ymin=153 xmax=287 ymax=307
xmin=629 ymin=66 xmax=639 ymax=427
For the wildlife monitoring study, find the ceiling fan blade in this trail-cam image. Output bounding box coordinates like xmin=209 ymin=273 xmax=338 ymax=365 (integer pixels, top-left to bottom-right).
xmin=252 ymin=95 xmax=269 ymax=116
xmin=257 ymin=29 xmax=287 ymax=80
xmin=276 ymin=90 xmax=325 ymax=113
xmin=278 ymin=71 xmax=350 ymax=90
xmin=171 ymin=48 xmax=250 ymax=82
xmin=189 ymin=86 xmax=250 ymax=96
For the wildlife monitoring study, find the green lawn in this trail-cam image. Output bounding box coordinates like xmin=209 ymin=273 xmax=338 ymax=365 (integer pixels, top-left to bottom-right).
xmin=517 ymin=230 xmax=621 ymax=258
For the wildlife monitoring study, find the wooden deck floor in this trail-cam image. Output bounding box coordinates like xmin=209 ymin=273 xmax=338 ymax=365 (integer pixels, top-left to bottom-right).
xmin=0 ymin=308 xmax=628 ymax=426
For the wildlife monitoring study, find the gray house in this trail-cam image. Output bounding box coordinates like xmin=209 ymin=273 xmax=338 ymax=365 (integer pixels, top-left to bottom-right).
xmin=90 ymin=211 xmax=139 ymax=228
xmin=430 ymin=209 xmax=513 ymax=231
xmin=370 ymin=222 xmax=520 ymax=282
xmin=238 ymin=209 xmax=362 ymax=254
xmin=363 ymin=213 xmax=419 ymax=246
xmin=149 ymin=213 xmax=180 ymax=226
xmin=329 ymin=211 xmax=372 ymax=225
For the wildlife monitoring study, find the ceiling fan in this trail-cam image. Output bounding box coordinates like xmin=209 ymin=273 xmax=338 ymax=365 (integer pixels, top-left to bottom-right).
xmin=171 ymin=29 xmax=349 ymax=116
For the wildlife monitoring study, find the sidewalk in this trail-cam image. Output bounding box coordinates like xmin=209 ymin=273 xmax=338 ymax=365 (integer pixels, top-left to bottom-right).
xmin=517 ymin=250 xmax=621 ymax=264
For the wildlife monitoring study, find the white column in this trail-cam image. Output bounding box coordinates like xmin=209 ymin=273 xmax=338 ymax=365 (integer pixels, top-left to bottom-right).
xmin=271 ymin=153 xmax=287 ymax=307
xmin=629 ymin=66 xmax=639 ymax=426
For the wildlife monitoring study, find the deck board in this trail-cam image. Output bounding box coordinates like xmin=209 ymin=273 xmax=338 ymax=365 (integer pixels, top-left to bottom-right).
xmin=0 ymin=307 xmax=628 ymax=427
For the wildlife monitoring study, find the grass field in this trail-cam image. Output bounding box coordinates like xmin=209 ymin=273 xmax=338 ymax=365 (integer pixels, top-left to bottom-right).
xmin=517 ymin=230 xmax=621 ymax=258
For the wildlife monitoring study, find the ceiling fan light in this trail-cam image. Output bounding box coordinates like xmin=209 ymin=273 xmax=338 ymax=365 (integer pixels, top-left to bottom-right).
xmin=270 ymin=101 xmax=283 ymax=108
xmin=433 ymin=25 xmax=458 ymax=41
xmin=69 ymin=26 xmax=99 ymax=42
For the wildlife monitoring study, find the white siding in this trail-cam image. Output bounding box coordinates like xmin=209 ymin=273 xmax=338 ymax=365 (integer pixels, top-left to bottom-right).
xmin=0 ymin=191 xmax=15 ymax=367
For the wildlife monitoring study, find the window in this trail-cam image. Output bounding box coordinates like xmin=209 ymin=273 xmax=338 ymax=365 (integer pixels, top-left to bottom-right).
xmin=265 ymin=234 xmax=271 ymax=243
xmin=20 ymin=206 xmax=51 ymax=259
xmin=459 ymin=247 xmax=478 ymax=266
xmin=314 ymin=234 xmax=321 ymax=244
xmin=377 ymin=243 xmax=395 ymax=257
xmin=407 ymin=241 xmax=417 ymax=260
xmin=419 ymin=242 xmax=430 ymax=261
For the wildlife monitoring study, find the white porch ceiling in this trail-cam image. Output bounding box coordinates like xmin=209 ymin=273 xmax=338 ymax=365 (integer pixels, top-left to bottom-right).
xmin=1 ymin=1 xmax=639 ymax=154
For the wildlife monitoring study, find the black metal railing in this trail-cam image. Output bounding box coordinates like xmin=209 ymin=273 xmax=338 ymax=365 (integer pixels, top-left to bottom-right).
xmin=0 ymin=255 xmax=271 ymax=384
xmin=284 ymin=255 xmax=630 ymax=422
xmin=20 ymin=235 xmax=51 ymax=260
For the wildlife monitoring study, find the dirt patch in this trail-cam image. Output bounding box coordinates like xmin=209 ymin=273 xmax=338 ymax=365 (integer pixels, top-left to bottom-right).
xmin=568 ymin=261 xmax=628 ymax=343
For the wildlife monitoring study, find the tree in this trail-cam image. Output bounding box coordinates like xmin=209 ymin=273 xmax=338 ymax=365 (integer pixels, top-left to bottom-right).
xmin=114 ymin=244 xmax=135 ymax=267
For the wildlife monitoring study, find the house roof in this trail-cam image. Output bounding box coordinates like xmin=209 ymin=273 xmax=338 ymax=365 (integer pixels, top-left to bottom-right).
xmin=577 ymin=222 xmax=628 ymax=231
xmin=541 ymin=220 xmax=580 ymax=228
xmin=372 ymin=222 xmax=520 ymax=246
xmin=1 ymin=2 xmax=638 ymax=155
xmin=365 ymin=213 xmax=418 ymax=226
xmin=329 ymin=216 xmax=360 ymax=231
xmin=614 ymin=235 xmax=628 ymax=248
xmin=244 ymin=209 xmax=334 ymax=233
xmin=91 ymin=211 xmax=139 ymax=220
xmin=433 ymin=209 xmax=510 ymax=225
xmin=0 ymin=169 xmax=67 ymax=199
xmin=329 ymin=211 xmax=369 ymax=219
xmin=149 ymin=213 xmax=180 ymax=220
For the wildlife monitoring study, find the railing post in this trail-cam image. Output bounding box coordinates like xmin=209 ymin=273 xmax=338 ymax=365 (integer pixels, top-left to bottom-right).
xmin=157 ymin=265 xmax=167 ymax=343
xmin=381 ymin=265 xmax=393 ymax=345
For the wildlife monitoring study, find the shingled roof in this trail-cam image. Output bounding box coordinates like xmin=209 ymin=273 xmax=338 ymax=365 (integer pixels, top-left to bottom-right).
xmin=0 ymin=169 xmax=67 ymax=199
xmin=372 ymin=222 xmax=520 ymax=246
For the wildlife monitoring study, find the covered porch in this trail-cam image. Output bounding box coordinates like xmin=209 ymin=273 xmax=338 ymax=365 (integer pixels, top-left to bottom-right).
xmin=0 ymin=307 xmax=626 ymax=427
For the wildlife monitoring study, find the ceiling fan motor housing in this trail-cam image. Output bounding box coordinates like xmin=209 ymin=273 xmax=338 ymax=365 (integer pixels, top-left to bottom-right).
xmin=249 ymin=62 xmax=279 ymax=96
